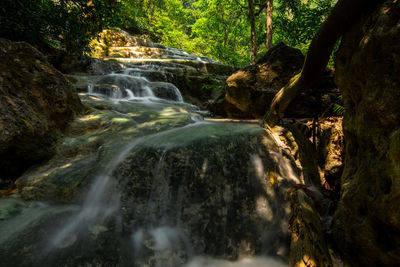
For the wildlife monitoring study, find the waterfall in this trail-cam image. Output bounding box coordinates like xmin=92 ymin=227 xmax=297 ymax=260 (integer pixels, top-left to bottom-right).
xmin=1 ymin=37 xmax=294 ymax=267
xmin=86 ymin=67 xmax=184 ymax=102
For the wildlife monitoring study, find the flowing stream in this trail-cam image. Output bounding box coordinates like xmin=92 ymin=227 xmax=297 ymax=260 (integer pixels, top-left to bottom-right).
xmin=0 ymin=46 xmax=297 ymax=267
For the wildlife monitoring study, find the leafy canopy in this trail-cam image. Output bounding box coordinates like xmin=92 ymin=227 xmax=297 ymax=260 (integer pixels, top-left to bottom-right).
xmin=132 ymin=0 xmax=335 ymax=66
xmin=0 ymin=0 xmax=123 ymax=53
xmin=0 ymin=0 xmax=336 ymax=65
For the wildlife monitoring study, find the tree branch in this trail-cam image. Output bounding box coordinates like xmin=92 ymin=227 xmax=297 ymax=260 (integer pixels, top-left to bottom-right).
xmin=263 ymin=0 xmax=367 ymax=127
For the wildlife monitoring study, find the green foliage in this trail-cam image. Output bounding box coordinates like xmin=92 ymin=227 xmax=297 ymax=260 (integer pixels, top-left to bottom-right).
xmin=0 ymin=0 xmax=337 ymax=64
xmin=333 ymin=95 xmax=344 ymax=115
xmin=129 ymin=0 xmax=335 ymax=67
xmin=0 ymin=0 xmax=125 ymax=54
xmin=149 ymin=0 xmax=193 ymax=49
xmin=0 ymin=0 xmax=50 ymax=45
xmin=273 ymin=0 xmax=335 ymax=55
xmin=201 ymin=74 xmax=225 ymax=94
xmin=189 ymin=0 xmax=250 ymax=66
xmin=333 ymin=104 xmax=344 ymax=115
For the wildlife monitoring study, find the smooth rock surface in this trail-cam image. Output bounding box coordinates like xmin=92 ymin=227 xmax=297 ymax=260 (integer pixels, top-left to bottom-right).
xmin=0 ymin=38 xmax=82 ymax=180
xmin=333 ymin=1 xmax=400 ymax=265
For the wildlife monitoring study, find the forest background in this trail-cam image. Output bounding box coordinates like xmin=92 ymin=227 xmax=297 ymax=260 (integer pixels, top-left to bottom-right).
xmin=0 ymin=0 xmax=336 ymax=67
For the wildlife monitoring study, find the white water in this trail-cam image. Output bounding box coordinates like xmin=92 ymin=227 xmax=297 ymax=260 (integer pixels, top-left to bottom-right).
xmin=60 ymin=64 xmax=190 ymax=237
xmin=87 ymin=68 xmax=184 ymax=103
xmin=51 ymin=138 xmax=142 ymax=248
xmin=51 ymin=122 xmax=207 ymax=250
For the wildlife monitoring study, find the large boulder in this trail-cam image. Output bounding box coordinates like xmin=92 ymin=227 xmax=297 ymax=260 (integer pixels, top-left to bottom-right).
xmin=116 ymin=122 xmax=296 ymax=264
xmin=0 ymin=39 xmax=82 ymax=181
xmin=224 ymin=43 xmax=339 ymax=119
xmin=333 ymin=1 xmax=400 ymax=265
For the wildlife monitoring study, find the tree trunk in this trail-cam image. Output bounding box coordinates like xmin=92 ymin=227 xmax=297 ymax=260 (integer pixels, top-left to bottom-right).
xmin=148 ymin=0 xmax=156 ymax=23
xmin=247 ymin=0 xmax=257 ymax=64
xmin=263 ymin=0 xmax=366 ymax=126
xmin=266 ymin=0 xmax=273 ymax=51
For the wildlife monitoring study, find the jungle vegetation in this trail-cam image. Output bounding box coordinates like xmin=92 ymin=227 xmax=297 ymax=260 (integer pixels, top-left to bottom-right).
xmin=0 ymin=0 xmax=336 ymax=67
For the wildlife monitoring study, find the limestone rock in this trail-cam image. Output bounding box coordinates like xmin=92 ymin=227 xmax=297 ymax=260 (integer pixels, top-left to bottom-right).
xmin=278 ymin=117 xmax=344 ymax=191
xmin=115 ymin=122 xmax=297 ymax=262
xmin=288 ymin=190 xmax=332 ymax=267
xmin=224 ymin=43 xmax=339 ymax=119
xmin=16 ymin=94 xmax=201 ymax=203
xmin=0 ymin=39 xmax=82 ymax=180
xmin=315 ymin=117 xmax=344 ymax=190
xmin=87 ymin=29 xmax=235 ymax=107
xmin=333 ymin=1 xmax=400 ymax=265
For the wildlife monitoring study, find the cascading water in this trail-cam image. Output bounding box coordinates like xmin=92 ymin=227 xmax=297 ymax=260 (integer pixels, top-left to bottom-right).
xmin=0 ymin=41 xmax=294 ymax=267
xmin=87 ymin=68 xmax=183 ymax=103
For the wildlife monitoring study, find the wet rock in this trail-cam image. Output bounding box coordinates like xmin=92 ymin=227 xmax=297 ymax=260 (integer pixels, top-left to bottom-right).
xmin=87 ymin=29 xmax=235 ymax=107
xmin=272 ymin=118 xmax=343 ymax=267
xmin=333 ymin=1 xmax=400 ymax=265
xmin=115 ymin=122 xmax=299 ymax=263
xmin=279 ymin=117 xmax=344 ymax=191
xmin=0 ymin=38 xmax=83 ymax=181
xmin=288 ymin=190 xmax=332 ymax=267
xmin=16 ymin=94 xmax=200 ymax=203
xmin=206 ymin=89 xmax=228 ymax=117
xmin=90 ymin=29 xmax=167 ymax=57
xmin=224 ymin=43 xmax=339 ymax=119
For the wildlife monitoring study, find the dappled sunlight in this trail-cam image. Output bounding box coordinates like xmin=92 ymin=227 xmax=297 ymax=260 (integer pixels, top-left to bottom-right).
xmin=28 ymin=177 xmax=44 ymax=184
xmin=110 ymin=117 xmax=131 ymax=123
xmin=296 ymin=255 xmax=316 ymax=267
xmin=60 ymin=163 xmax=72 ymax=169
xmin=199 ymin=159 xmax=208 ymax=180
xmin=160 ymin=107 xmax=182 ymax=117
xmin=87 ymin=95 xmax=104 ymax=101
xmin=121 ymin=126 xmax=140 ymax=134
xmin=269 ymin=171 xmax=276 ymax=185
xmin=78 ymin=114 xmax=102 ymax=122
xmin=87 ymin=135 xmax=99 ymax=143
xmin=127 ymin=112 xmax=140 ymax=117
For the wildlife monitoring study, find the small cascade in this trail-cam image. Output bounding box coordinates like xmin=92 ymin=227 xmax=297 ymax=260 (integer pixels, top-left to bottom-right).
xmin=50 ymin=137 xmax=144 ymax=249
xmin=47 ymin=123 xmax=206 ymax=257
xmin=86 ymin=68 xmax=184 ymax=102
